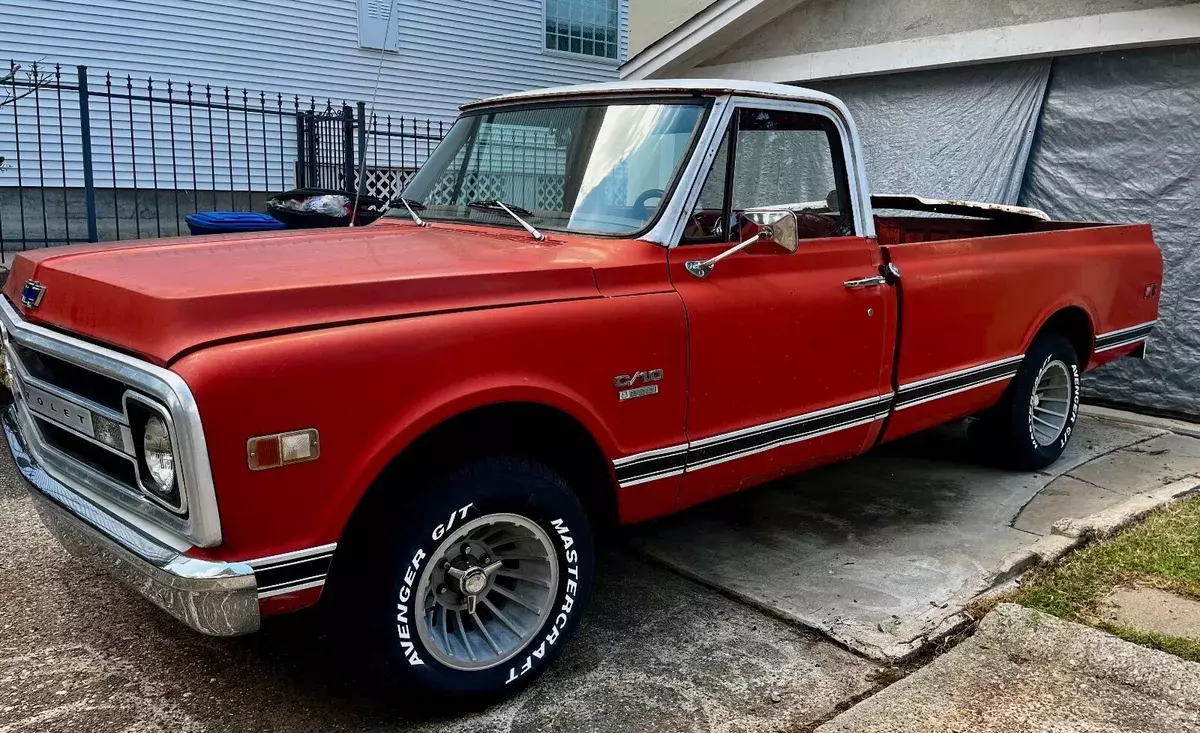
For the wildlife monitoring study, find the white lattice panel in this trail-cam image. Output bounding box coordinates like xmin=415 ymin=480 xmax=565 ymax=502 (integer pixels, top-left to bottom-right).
xmin=355 ymin=167 xmax=420 ymax=200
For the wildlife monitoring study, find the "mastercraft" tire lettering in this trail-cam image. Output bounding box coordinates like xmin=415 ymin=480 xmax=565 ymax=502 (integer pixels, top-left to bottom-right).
xmin=505 ymin=517 xmax=579 ymax=685
xmin=397 ymin=501 xmax=475 ymax=667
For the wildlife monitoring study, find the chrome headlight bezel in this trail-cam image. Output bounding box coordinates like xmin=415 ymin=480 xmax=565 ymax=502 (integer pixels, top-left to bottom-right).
xmin=124 ymin=391 xmax=187 ymax=515
xmin=142 ymin=414 xmax=176 ymax=495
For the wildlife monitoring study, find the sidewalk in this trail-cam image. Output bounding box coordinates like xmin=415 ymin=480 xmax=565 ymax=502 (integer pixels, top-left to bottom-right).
xmin=816 ymin=603 xmax=1200 ymax=732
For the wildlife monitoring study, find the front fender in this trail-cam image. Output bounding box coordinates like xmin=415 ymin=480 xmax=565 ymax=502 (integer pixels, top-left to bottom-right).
xmin=319 ymin=376 xmax=622 ymax=542
xmin=175 ymin=293 xmax=689 ymax=564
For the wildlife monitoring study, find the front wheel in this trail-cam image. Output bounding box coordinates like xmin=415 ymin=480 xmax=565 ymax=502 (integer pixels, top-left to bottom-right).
xmin=341 ymin=457 xmax=594 ymax=703
xmin=969 ymin=333 xmax=1081 ymax=471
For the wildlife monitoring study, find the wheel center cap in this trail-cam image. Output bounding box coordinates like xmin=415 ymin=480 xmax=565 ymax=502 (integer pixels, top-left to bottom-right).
xmin=462 ymin=569 xmax=488 ymax=595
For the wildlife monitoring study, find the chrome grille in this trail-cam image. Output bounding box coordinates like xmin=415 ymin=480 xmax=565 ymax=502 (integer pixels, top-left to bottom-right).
xmin=5 ymin=336 xmax=186 ymax=514
xmin=0 ymin=294 xmax=224 ymax=547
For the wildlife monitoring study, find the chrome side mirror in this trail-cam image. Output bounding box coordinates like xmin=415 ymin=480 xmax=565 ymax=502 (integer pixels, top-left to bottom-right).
xmin=741 ymin=209 xmax=799 ymax=253
xmin=684 ymin=209 xmax=798 ymax=279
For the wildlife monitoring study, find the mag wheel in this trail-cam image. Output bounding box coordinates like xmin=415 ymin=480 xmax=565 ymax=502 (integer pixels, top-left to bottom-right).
xmin=342 ymin=457 xmax=594 ymax=703
xmin=414 ymin=513 xmax=559 ymax=671
xmin=1028 ymin=359 xmax=1073 ymax=448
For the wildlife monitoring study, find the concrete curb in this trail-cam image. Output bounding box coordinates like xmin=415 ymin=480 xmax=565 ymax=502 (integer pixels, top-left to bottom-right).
xmin=815 ymin=603 xmax=1200 ymax=732
xmin=637 ymin=408 xmax=1200 ymax=667
xmin=888 ymin=476 xmax=1200 ymax=663
xmin=1052 ymin=476 xmax=1200 ymax=538
xmin=1082 ymin=404 xmax=1200 ymax=439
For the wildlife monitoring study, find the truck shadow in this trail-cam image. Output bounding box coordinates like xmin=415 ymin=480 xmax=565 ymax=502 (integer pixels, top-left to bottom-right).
xmin=122 ymin=541 xmax=869 ymax=731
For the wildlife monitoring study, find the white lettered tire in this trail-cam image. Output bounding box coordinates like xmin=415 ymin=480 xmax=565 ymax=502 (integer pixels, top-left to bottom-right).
xmin=347 ymin=457 xmax=593 ymax=703
xmin=969 ymin=333 xmax=1081 ymax=471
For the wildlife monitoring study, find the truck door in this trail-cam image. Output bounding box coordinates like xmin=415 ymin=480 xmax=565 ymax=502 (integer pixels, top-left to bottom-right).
xmin=669 ymin=103 xmax=893 ymax=507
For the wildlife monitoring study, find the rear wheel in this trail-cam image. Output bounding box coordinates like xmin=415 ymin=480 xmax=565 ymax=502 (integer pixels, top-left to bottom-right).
xmin=969 ymin=333 xmax=1081 ymax=470
xmin=337 ymin=456 xmax=594 ymax=703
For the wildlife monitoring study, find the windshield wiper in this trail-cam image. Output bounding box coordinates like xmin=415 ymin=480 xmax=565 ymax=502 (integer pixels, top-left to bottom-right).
xmin=390 ymin=196 xmax=428 ymax=227
xmin=466 ymin=200 xmax=546 ymax=242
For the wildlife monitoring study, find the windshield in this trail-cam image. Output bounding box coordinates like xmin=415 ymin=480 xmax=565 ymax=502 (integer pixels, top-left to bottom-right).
xmin=394 ymin=100 xmax=708 ymax=235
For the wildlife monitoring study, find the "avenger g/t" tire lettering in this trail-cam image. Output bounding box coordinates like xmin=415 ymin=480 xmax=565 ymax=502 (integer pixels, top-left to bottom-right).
xmin=396 ymin=501 xmax=475 ymax=667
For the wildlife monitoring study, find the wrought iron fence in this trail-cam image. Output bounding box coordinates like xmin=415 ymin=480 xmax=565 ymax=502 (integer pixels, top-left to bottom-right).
xmin=0 ymin=61 xmax=447 ymax=257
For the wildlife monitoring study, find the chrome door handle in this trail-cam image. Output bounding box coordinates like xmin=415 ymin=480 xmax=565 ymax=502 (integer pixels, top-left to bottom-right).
xmin=843 ymin=275 xmax=887 ymax=289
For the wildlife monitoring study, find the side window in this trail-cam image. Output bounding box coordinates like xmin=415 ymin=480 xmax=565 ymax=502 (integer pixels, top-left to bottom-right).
xmin=684 ymin=107 xmax=854 ymax=242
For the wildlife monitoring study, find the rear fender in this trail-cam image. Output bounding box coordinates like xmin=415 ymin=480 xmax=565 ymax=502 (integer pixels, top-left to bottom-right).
xmin=1019 ymin=299 xmax=1099 ymax=368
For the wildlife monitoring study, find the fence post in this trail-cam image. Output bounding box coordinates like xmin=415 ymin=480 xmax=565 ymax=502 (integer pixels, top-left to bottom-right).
xmin=356 ymin=101 xmax=367 ymax=197
xmin=342 ymin=103 xmax=355 ymax=194
xmin=304 ymin=110 xmax=318 ymax=186
xmin=294 ymin=113 xmax=306 ymax=187
xmin=76 ymin=65 xmax=99 ymax=242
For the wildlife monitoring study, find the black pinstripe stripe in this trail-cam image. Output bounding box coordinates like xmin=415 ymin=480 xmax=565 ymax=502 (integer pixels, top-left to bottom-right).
xmin=615 ymin=397 xmax=891 ymax=486
xmin=687 ymin=399 xmax=888 ymax=467
xmin=894 ymin=360 xmax=1020 ymax=408
xmin=613 ymin=449 xmax=687 ymax=486
xmin=255 ymin=554 xmax=333 ymax=593
xmin=1095 ymin=324 xmax=1154 ymax=349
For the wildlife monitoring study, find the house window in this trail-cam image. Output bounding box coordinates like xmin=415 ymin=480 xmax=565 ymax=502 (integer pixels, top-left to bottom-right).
xmin=545 ymin=0 xmax=619 ymax=60
xmin=359 ymin=0 xmax=399 ymax=51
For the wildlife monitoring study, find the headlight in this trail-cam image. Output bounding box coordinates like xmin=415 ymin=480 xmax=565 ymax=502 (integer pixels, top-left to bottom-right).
xmin=142 ymin=415 xmax=176 ymax=494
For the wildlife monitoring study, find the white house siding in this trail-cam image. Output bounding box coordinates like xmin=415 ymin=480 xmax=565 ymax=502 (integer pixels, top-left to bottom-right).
xmin=0 ymin=0 xmax=629 ymax=189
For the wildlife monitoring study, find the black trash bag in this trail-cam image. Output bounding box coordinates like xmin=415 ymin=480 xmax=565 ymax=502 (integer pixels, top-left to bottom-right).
xmin=266 ymin=188 xmax=389 ymax=228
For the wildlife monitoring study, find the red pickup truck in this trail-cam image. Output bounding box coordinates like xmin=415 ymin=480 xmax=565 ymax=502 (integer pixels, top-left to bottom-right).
xmin=1 ymin=80 xmax=1160 ymax=701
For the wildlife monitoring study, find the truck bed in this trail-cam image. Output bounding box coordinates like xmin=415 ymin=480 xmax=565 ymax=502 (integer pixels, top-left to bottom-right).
xmin=877 ymin=219 xmax=1161 ymax=443
xmin=875 ymin=215 xmax=1107 ymax=246
xmin=870 ymin=194 xmax=1108 ymax=245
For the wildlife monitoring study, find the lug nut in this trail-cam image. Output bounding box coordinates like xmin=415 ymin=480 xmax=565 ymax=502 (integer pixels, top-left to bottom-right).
xmin=462 ymin=544 xmax=471 ymax=555
xmin=480 ymin=554 xmax=490 ymax=564
xmin=437 ymin=585 xmax=447 ymax=595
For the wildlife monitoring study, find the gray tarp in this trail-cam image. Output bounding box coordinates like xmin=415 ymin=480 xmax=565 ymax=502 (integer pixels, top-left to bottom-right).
xmin=811 ymin=61 xmax=1051 ymax=205
xmin=1022 ymin=45 xmax=1200 ymax=418
xmin=805 ymin=51 xmax=1198 ymax=418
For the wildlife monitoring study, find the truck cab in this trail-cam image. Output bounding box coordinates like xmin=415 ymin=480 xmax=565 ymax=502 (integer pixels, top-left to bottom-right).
xmin=1 ymin=80 xmax=1160 ymax=704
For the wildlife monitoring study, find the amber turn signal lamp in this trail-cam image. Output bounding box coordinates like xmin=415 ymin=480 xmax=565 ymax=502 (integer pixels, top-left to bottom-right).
xmin=248 ymin=429 xmax=320 ymax=471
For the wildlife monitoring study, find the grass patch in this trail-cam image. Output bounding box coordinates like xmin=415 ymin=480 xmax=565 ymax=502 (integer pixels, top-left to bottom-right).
xmin=1012 ymin=492 xmax=1200 ymax=659
xmin=1095 ymin=622 xmax=1200 ymax=663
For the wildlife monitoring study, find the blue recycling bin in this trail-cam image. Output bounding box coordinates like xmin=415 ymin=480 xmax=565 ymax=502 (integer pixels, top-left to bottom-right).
xmin=185 ymin=211 xmax=286 ymax=235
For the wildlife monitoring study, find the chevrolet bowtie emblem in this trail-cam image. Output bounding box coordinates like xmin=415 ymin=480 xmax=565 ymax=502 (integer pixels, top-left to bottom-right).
xmin=20 ymin=280 xmax=46 ymax=309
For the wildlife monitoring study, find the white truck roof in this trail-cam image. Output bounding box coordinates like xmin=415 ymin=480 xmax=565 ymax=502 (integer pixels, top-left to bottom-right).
xmin=462 ymin=79 xmax=852 ymax=118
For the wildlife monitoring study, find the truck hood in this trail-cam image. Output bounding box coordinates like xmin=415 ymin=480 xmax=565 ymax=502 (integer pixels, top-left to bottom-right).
xmin=4 ymin=221 xmax=609 ymax=364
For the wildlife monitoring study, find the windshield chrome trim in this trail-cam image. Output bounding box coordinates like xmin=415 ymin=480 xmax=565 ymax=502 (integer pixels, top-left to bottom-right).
xmin=0 ymin=296 xmax=222 ymax=547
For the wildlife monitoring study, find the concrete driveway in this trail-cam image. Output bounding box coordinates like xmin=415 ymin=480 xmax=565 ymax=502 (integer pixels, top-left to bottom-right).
xmin=633 ymin=411 xmax=1200 ymax=660
xmin=2 ymin=408 xmax=1197 ymax=731
xmin=0 ymin=448 xmax=879 ymax=733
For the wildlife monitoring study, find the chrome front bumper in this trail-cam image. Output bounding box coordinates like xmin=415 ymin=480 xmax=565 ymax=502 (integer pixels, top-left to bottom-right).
xmin=3 ymin=405 xmax=261 ymax=636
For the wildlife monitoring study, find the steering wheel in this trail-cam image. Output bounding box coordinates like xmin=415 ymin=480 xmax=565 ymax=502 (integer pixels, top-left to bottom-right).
xmin=632 ymin=189 xmax=665 ymax=221
xmin=793 ymin=212 xmax=840 ymax=239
